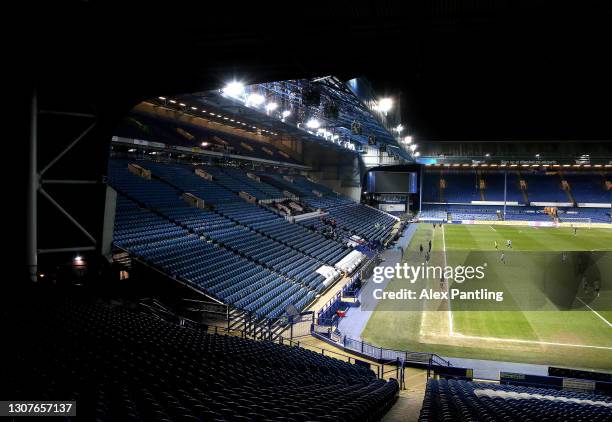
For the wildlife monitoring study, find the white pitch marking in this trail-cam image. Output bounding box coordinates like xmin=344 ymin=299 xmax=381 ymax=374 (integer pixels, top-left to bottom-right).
xmin=576 ymin=297 xmax=612 ymax=328
xmin=442 ymin=224 xmax=454 ymax=335
xmin=449 ymin=332 xmax=612 ymax=350
xmin=488 ymin=225 xmax=497 ymax=232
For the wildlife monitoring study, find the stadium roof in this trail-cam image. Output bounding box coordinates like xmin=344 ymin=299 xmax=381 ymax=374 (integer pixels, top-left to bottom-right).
xmin=174 ymin=76 xmax=409 ymax=159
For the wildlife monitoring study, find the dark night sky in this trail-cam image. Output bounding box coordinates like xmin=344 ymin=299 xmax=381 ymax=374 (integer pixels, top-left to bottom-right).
xmin=365 ymin=4 xmax=612 ymax=142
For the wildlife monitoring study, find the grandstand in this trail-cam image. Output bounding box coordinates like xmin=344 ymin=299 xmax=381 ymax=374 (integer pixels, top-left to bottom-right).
xmin=20 ymin=3 xmax=612 ymax=421
xmin=420 ymin=168 xmax=611 ymax=224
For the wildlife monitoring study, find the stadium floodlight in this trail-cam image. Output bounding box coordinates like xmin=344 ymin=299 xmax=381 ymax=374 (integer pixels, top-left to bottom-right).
xmin=414 ymin=151 xmax=421 ymax=157
xmin=403 ymin=136 xmax=412 ymax=144
xmin=265 ymin=102 xmax=278 ymax=112
xmin=246 ymin=93 xmax=265 ymax=106
xmin=201 ymin=142 xmax=208 ymax=147
xmin=535 ymin=153 xmax=540 ymax=158
xmin=394 ymin=124 xmax=404 ymax=133
xmin=306 ymin=118 xmax=321 ymax=129
xmin=223 ymin=81 xmax=245 ymax=98
xmin=282 ymin=110 xmax=291 ymax=118
xmin=485 ymin=153 xmax=491 ymax=157
xmin=191 ymin=106 xmax=197 ymax=110
xmin=377 ymin=98 xmax=393 ymax=113
xmin=409 ymin=144 xmax=417 ymax=151
xmin=74 ymin=255 xmax=83 ymax=262
xmin=158 ymin=96 xmax=166 ymax=100
xmin=169 ymin=99 xmax=177 ymax=104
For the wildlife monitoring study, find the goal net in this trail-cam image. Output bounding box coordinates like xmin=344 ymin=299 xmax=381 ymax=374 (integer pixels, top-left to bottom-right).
xmin=560 ymin=217 xmax=592 ymax=228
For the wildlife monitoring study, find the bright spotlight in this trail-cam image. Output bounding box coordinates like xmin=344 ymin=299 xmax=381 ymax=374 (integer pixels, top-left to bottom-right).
xmin=201 ymin=142 xmax=208 ymax=147
xmin=246 ymin=93 xmax=265 ymax=106
xmin=74 ymin=255 xmax=83 ymax=263
xmin=414 ymin=151 xmax=421 ymax=157
xmin=409 ymin=144 xmax=417 ymax=151
xmin=282 ymin=110 xmax=291 ymax=118
xmin=395 ymin=124 xmax=404 ymax=133
xmin=158 ymin=96 xmax=166 ymax=100
xmin=223 ymin=81 xmax=245 ymax=98
xmin=403 ymin=136 xmax=412 ymax=144
xmin=306 ymin=118 xmax=321 ymax=129
xmin=377 ymin=98 xmax=393 ymax=113
xmin=265 ymin=102 xmax=278 ymax=112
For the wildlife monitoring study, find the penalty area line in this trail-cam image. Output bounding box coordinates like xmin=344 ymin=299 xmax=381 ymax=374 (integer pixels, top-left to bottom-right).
xmin=449 ymin=333 xmax=612 ymax=350
xmin=576 ymin=297 xmax=612 ymax=328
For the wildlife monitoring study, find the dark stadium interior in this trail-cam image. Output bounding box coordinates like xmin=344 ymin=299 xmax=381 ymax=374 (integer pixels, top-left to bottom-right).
xmin=15 ymin=1 xmax=612 ymax=421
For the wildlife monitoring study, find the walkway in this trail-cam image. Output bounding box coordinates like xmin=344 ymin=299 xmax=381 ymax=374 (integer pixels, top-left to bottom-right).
xmin=337 ymin=224 xmax=419 ymax=340
xmin=445 ymin=356 xmax=549 ymax=381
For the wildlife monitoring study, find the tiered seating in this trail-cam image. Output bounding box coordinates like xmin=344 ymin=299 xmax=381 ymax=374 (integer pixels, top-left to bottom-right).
xmin=322 ymin=203 xmax=396 ymax=242
xmin=504 ymin=207 xmax=552 ymax=222
xmin=419 ymin=208 xmax=447 ymax=220
xmin=5 ymin=296 xmax=399 ymax=421
xmin=422 ymin=170 xmax=443 ymax=202
xmin=215 ymin=202 xmax=350 ymax=267
xmin=261 ymin=173 xmax=315 ymax=197
xmin=420 ymin=379 xmax=611 ymax=422
xmin=292 ymin=175 xmax=338 ymax=196
xmin=482 ymin=172 xmax=525 ymax=202
xmin=113 ymin=196 xmax=187 ymax=248
xmin=221 ymin=167 xmax=285 ymax=200
xmin=303 ymin=196 xmax=354 ymax=210
xmin=113 ymin=196 xmax=312 ymax=318
xmin=442 ymin=172 xmax=480 ymax=203
xmin=116 ymin=110 xmax=300 ymax=164
xmin=420 ymin=204 xmax=555 ymax=222
xmin=108 ymin=160 xmax=184 ymax=208
xmin=563 ymin=173 xmax=611 ymax=203
xmin=202 ymin=166 xmax=283 ymax=201
xmin=109 ymin=160 xmax=358 ymax=317
xmin=558 ymin=207 xmax=612 ymax=224
xmin=141 ymin=161 xmax=238 ymax=204
xmin=523 ymin=173 xmax=568 ymax=203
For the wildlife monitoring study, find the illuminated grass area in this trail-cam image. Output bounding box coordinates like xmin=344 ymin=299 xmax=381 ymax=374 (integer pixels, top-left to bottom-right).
xmin=361 ymin=223 xmax=612 ymax=371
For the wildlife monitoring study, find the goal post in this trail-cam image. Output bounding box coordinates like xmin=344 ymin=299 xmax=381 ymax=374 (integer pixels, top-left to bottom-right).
xmin=560 ymin=217 xmax=592 ymax=229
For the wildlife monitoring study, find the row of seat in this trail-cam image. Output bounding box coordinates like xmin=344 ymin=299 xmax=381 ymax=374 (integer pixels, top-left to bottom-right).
xmin=214 ymin=202 xmax=350 ymax=266
xmin=320 ymin=203 xmax=396 ymax=242
xmin=113 ymin=196 xmax=312 ymax=319
xmin=5 ymin=295 xmax=399 ymax=421
xmin=419 ymin=378 xmax=611 ymax=422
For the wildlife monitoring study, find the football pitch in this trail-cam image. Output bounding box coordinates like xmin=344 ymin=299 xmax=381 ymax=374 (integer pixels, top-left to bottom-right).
xmin=360 ymin=223 xmax=612 ymax=371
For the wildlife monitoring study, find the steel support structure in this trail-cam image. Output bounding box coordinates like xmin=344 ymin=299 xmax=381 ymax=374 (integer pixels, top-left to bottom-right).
xmin=26 ymin=90 xmax=102 ymax=281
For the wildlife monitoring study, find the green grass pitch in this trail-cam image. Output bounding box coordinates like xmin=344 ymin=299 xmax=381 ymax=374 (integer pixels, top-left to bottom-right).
xmin=361 ymin=223 xmax=612 ymax=371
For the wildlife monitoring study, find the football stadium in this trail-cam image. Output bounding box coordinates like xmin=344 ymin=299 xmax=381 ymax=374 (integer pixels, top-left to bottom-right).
xmin=15 ymin=2 xmax=612 ymax=421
